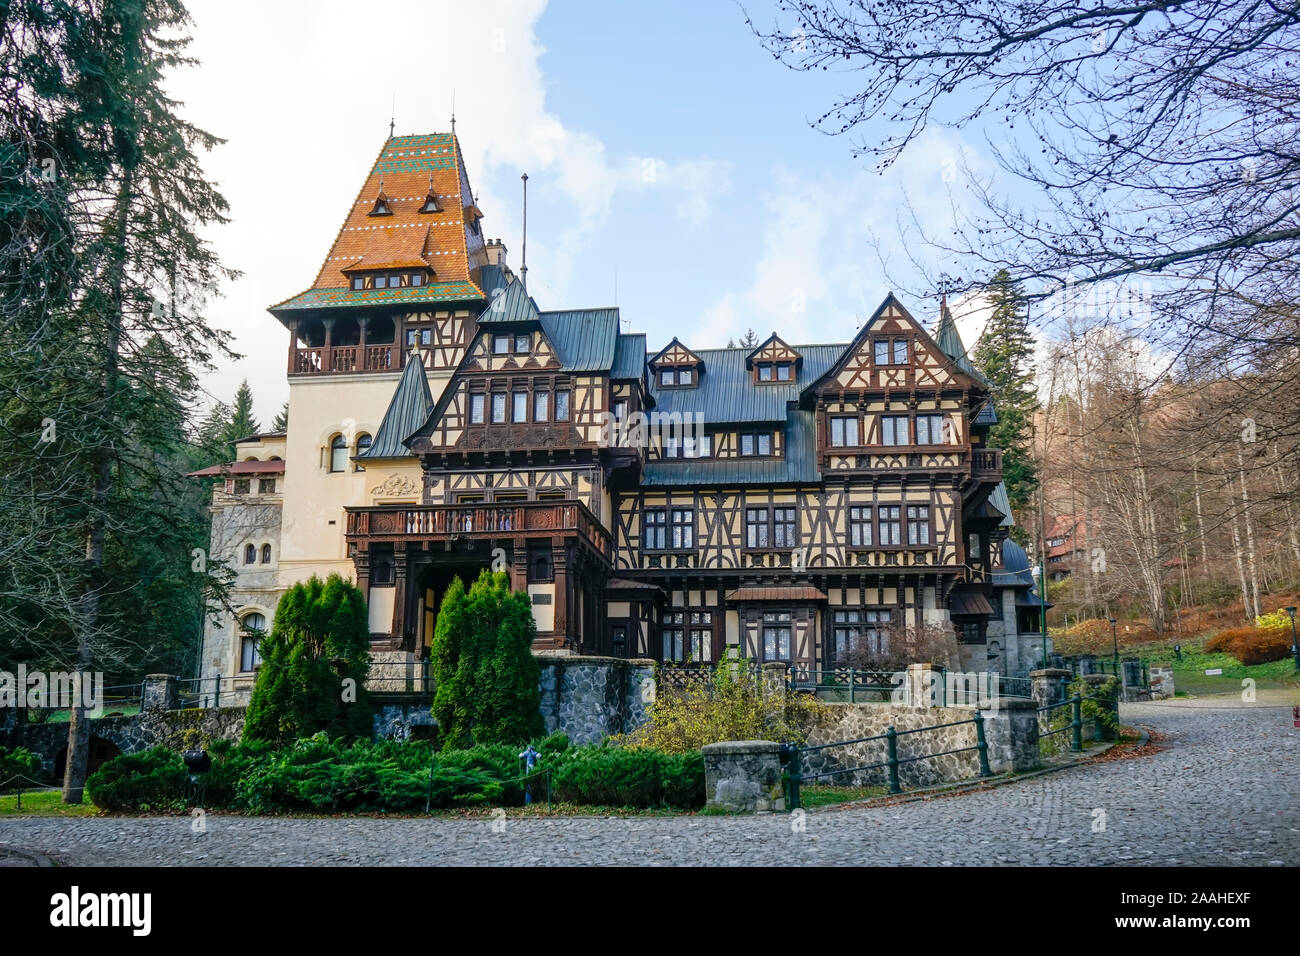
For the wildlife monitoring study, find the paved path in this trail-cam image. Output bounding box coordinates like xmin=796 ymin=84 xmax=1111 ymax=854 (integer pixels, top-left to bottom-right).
xmin=2 ymin=696 xmax=1297 ymax=866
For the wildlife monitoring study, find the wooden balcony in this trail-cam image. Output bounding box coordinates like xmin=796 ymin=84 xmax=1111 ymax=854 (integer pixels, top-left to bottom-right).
xmin=971 ymin=447 xmax=1002 ymax=478
xmin=291 ymin=344 xmax=402 ymax=375
xmin=345 ymin=500 xmax=612 ymax=562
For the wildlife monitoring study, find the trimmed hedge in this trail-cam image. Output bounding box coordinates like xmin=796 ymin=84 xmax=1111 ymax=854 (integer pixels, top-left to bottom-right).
xmin=85 ymin=732 xmax=703 ymax=813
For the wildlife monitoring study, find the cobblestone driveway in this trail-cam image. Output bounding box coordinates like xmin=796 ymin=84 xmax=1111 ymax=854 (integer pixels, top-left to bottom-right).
xmin=2 ymin=697 xmax=1297 ymax=866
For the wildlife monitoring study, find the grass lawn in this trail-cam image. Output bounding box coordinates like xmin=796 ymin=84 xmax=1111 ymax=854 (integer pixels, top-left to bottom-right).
xmin=0 ymin=789 xmax=100 ymax=817
xmin=1167 ymin=650 xmax=1300 ymax=696
xmin=797 ymin=784 xmax=889 ymax=808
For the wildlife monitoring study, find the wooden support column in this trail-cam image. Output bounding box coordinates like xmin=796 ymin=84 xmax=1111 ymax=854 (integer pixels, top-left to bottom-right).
xmin=551 ymin=540 xmax=568 ymax=645
xmin=285 ymin=319 xmax=299 ymax=374
xmin=358 ymin=316 xmax=370 ymax=368
xmin=391 ymin=548 xmax=409 ymax=649
xmin=511 ymin=537 xmax=528 ymax=592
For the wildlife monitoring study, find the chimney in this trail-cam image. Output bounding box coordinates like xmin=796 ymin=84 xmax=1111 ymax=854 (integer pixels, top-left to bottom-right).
xmin=484 ymin=238 xmax=508 ymax=267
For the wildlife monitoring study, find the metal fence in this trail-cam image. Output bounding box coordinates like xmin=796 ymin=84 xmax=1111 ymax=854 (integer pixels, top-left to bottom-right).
xmin=786 ymin=667 xmax=903 ymax=702
xmin=785 ymin=709 xmax=993 ymax=808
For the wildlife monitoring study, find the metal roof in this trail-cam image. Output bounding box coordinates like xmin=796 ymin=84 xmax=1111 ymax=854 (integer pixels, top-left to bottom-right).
xmin=649 ymin=344 xmax=845 ymax=424
xmin=993 ymin=537 xmax=1035 ymax=588
xmin=933 ymin=301 xmax=990 ymax=386
xmin=611 ymin=333 xmax=647 ymax=380
xmin=359 ymin=351 xmax=433 ymax=459
xmin=987 ymin=480 xmax=1015 ymax=527
xmin=476 ymin=276 xmax=540 ymax=326
xmin=539 ymin=308 xmax=620 ymax=372
xmin=186 ymin=459 xmax=285 ymax=477
xmin=642 ymin=409 xmax=822 ymax=487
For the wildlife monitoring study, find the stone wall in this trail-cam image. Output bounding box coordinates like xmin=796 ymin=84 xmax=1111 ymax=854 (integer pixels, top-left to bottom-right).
xmin=702 ymin=741 xmax=785 ymax=812
xmin=6 ymin=707 xmax=246 ymax=778
xmin=536 ymin=654 xmax=655 ymax=746
xmin=801 ymin=704 xmax=984 ymax=788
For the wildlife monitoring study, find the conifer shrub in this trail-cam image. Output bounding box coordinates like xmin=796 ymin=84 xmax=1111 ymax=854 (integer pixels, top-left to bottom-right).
xmin=0 ymin=745 xmax=43 ymax=786
xmin=550 ymin=746 xmax=704 ymax=808
xmin=85 ymin=748 xmax=187 ymax=812
xmin=244 ymin=573 xmax=371 ymax=746
xmin=430 ymin=570 xmax=543 ymax=749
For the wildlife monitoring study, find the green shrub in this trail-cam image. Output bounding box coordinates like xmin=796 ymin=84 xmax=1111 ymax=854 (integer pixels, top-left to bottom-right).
xmin=85 ymin=748 xmax=186 ymax=812
xmin=244 ymin=574 xmax=372 ymax=747
xmin=618 ymin=657 xmax=822 ymax=754
xmin=0 ymin=746 xmax=43 ymax=786
xmin=551 ymin=746 xmax=704 ymax=808
xmin=431 ymin=571 xmax=543 ymax=749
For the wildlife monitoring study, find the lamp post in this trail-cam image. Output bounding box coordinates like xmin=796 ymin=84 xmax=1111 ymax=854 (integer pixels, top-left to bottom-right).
xmin=1109 ymin=617 xmax=1119 ymax=678
xmin=1286 ymin=606 xmax=1299 ymax=672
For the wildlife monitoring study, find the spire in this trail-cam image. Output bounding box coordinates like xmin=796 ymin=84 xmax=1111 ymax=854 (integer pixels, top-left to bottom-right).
xmin=360 ymin=351 xmax=434 ymax=459
xmin=934 ymin=297 xmax=977 ymax=378
xmin=520 ymin=172 xmax=529 ymax=292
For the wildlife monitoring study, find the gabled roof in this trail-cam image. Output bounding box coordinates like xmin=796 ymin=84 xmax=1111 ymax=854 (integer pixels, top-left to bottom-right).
xmin=611 ymin=333 xmax=647 ymax=380
xmin=799 ymin=293 xmax=983 ymax=401
xmin=477 ymin=277 xmax=540 ymax=326
xmin=359 ymin=348 xmax=433 ymax=459
xmin=648 ymin=337 xmax=704 ymax=369
xmin=653 ymin=344 xmax=843 ymax=424
xmin=745 ymin=332 xmax=803 ymax=369
xmin=187 ymin=459 xmax=285 ymax=478
xmin=269 ymin=133 xmax=486 ymax=317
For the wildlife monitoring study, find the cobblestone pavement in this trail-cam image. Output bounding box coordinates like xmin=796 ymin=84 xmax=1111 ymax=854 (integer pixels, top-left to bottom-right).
xmin=1 ymin=696 xmax=1296 ymax=866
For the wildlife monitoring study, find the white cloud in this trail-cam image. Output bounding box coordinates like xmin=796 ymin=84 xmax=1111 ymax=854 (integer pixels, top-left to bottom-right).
xmin=692 ymin=128 xmax=991 ymax=351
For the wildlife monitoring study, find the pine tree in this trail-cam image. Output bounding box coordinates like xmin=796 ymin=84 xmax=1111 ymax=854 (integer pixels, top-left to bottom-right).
xmin=270 ymin=401 xmax=288 ymax=432
xmin=973 ymin=270 xmax=1040 ymax=520
xmin=0 ymin=0 xmax=237 ymax=802
xmin=739 ymin=328 xmax=759 ymax=349
xmin=219 ymin=378 xmax=259 ymax=457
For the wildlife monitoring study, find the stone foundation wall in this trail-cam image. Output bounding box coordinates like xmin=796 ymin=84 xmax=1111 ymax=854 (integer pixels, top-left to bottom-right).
xmin=702 ymin=741 xmax=785 ymax=812
xmin=537 ymin=654 xmax=655 ymax=746
xmin=6 ymin=707 xmax=246 ymax=777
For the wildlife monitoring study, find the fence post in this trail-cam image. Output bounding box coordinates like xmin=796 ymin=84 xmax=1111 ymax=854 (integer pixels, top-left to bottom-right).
xmin=1071 ymin=695 xmax=1083 ymax=752
xmin=787 ymin=745 xmax=802 ymax=811
xmin=849 ymin=668 xmax=856 ymax=704
xmin=886 ymin=726 xmax=901 ymax=794
xmin=973 ymin=709 xmax=992 ymax=777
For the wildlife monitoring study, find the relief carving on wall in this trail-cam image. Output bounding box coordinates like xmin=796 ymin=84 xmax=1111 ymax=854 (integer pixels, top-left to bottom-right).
xmin=370 ymin=474 xmax=420 ymax=498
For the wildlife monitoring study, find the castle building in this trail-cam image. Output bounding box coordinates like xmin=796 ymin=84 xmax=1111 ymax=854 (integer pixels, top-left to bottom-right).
xmin=194 ymin=131 xmax=1040 ymax=698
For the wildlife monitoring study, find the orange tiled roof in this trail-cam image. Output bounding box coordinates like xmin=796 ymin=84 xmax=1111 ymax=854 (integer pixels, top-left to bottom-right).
xmin=270 ymin=133 xmax=488 ymax=313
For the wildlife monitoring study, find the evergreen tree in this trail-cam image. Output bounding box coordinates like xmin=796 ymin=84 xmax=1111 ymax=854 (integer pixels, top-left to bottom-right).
xmin=270 ymin=401 xmax=288 ymax=432
xmin=973 ymin=270 xmax=1040 ymax=522
xmin=0 ymin=0 xmax=237 ymax=801
xmin=222 ymin=378 xmax=259 ymax=452
xmin=243 ymin=574 xmax=371 ymax=746
xmin=739 ymin=328 xmax=759 ymax=349
xmin=430 ymin=570 xmax=542 ymax=750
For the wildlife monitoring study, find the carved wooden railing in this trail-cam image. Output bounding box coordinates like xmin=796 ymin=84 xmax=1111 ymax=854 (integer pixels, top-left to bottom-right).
xmin=345 ymin=500 xmax=613 ymax=561
xmin=971 ymin=447 xmax=1002 ymax=477
xmin=290 ymin=344 xmax=404 ymax=375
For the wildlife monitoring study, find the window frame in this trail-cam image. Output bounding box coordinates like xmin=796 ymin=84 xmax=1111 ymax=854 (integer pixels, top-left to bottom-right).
xmin=880 ymin=415 xmax=910 ymax=446
xmin=492 ymin=334 xmax=511 ymax=355
xmin=670 ymin=508 xmax=694 ymax=550
xmin=554 ymin=390 xmax=570 ymax=422
xmin=761 ymin=610 xmax=793 ymax=662
xmin=878 ymin=505 xmax=903 ymax=546
xmin=848 ymin=505 xmax=873 ymax=548
xmin=491 ymin=392 xmax=507 ymax=424
xmin=830 ymin=415 xmax=859 ymax=448
xmin=907 ymin=505 xmax=932 ymax=545
xmin=643 ymin=508 xmax=668 ymax=551
xmin=915 ymin=413 xmax=945 ymax=446
xmin=328 ymin=434 xmax=348 ymax=473
xmin=469 ymin=393 xmax=486 ymax=424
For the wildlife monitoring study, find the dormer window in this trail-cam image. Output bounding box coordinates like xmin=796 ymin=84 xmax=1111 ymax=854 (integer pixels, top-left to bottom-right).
xmin=649 ymin=337 xmax=704 ymax=390
xmin=419 ymin=193 xmax=441 ymax=214
xmin=747 ymin=334 xmax=802 ymax=384
xmin=369 ymin=191 xmax=392 ymax=216
xmin=352 ymin=276 xmax=364 ymax=290
xmin=756 ymin=361 xmax=794 ymax=383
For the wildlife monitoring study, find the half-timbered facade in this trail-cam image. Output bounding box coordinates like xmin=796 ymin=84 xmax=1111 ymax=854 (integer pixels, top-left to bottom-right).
xmin=195 ymin=130 xmax=1037 ymax=692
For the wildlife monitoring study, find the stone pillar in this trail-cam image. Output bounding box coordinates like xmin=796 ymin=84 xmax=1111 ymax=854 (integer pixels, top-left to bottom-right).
xmin=979 ymin=697 xmax=1040 ymax=773
xmin=624 ymin=658 xmax=656 ymax=730
xmin=761 ymin=661 xmax=788 ymax=700
xmin=702 ymin=740 xmax=785 ymax=813
xmin=905 ymin=662 xmax=943 ymax=707
xmin=1149 ymin=665 xmax=1174 ymax=699
xmin=142 ymin=674 xmax=178 ymax=712
xmin=1030 ymin=668 xmax=1072 ymax=709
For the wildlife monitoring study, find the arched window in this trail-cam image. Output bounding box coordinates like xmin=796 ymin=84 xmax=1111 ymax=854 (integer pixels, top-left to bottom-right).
xmin=244 ymin=543 xmax=257 ymax=564
xmin=260 ymin=544 xmax=272 ymax=564
xmin=329 ymin=434 xmax=347 ymax=472
xmin=354 ymin=433 xmax=372 ymax=472
xmin=239 ymin=613 xmax=266 ymax=672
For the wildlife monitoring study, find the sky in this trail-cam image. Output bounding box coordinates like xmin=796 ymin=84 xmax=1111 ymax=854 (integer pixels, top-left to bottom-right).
xmin=170 ymin=0 xmax=995 ymax=425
